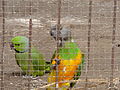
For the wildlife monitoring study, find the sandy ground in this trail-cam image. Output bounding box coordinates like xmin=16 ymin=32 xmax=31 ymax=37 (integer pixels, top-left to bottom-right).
xmin=0 ymin=0 xmax=120 ymax=90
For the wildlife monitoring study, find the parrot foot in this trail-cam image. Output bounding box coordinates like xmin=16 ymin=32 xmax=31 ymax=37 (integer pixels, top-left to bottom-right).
xmin=12 ymin=72 xmax=26 ymax=76
xmin=45 ymin=70 xmax=51 ymax=73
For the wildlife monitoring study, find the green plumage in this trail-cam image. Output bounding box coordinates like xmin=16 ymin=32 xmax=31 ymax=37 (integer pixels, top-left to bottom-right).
xmin=48 ymin=41 xmax=84 ymax=90
xmin=11 ymin=36 xmax=50 ymax=76
xmin=60 ymin=42 xmax=85 ymax=88
xmin=59 ymin=42 xmax=80 ymax=60
xmin=15 ymin=47 xmax=48 ymax=76
xmin=48 ymin=26 xmax=85 ymax=89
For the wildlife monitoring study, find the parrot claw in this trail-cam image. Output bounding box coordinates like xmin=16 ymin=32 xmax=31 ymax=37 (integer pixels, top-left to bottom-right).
xmin=12 ymin=72 xmax=26 ymax=76
xmin=51 ymin=65 xmax=56 ymax=70
xmin=45 ymin=70 xmax=51 ymax=73
xmin=54 ymin=59 xmax=60 ymax=65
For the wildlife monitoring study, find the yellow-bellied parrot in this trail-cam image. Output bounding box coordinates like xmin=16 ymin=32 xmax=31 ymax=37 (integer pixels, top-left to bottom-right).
xmin=47 ymin=26 xmax=84 ymax=90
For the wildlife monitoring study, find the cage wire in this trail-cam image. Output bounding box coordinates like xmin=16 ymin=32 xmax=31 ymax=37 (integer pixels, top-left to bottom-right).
xmin=0 ymin=0 xmax=120 ymax=90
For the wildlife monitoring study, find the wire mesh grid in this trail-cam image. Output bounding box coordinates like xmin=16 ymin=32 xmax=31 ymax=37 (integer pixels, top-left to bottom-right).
xmin=0 ymin=0 xmax=120 ymax=90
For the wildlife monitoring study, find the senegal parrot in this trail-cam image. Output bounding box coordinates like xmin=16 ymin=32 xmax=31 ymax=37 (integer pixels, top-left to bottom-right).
xmin=47 ymin=26 xmax=84 ymax=90
xmin=10 ymin=36 xmax=50 ymax=76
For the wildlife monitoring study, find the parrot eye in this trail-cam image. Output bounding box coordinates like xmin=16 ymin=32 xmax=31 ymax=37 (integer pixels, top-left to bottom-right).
xmin=15 ymin=44 xmax=20 ymax=46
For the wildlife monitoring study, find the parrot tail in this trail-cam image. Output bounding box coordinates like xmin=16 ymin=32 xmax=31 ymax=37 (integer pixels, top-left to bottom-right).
xmin=45 ymin=61 xmax=51 ymax=73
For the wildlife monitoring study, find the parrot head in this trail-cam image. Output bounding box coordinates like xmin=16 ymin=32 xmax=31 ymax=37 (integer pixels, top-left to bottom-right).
xmin=50 ymin=25 xmax=71 ymax=41
xmin=10 ymin=36 xmax=29 ymax=53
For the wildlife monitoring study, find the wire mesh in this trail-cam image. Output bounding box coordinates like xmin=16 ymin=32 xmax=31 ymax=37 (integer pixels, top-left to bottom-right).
xmin=0 ymin=0 xmax=120 ymax=90
xmin=1 ymin=0 xmax=5 ymax=90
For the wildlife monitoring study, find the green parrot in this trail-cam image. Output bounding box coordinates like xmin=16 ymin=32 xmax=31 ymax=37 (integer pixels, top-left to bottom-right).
xmin=10 ymin=36 xmax=50 ymax=76
xmin=47 ymin=26 xmax=84 ymax=90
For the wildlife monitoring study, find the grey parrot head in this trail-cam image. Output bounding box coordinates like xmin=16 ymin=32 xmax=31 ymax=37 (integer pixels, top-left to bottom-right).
xmin=50 ymin=25 xmax=71 ymax=41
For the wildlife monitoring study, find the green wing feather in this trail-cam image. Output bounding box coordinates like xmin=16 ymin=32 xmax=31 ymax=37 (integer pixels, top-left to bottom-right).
xmin=59 ymin=42 xmax=80 ymax=60
xmin=15 ymin=47 xmax=50 ymax=76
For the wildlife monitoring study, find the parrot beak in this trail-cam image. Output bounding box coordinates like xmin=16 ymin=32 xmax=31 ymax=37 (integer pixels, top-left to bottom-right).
xmin=10 ymin=43 xmax=14 ymax=50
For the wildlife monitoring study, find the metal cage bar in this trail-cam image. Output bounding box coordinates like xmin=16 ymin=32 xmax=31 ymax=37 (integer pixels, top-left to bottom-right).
xmin=109 ymin=0 xmax=117 ymax=90
xmin=85 ymin=0 xmax=92 ymax=89
xmin=28 ymin=1 xmax=33 ymax=90
xmin=1 ymin=0 xmax=5 ymax=90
